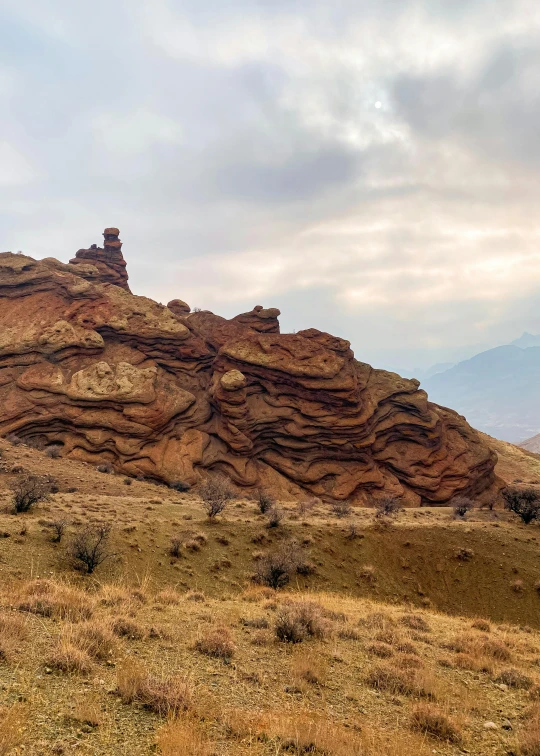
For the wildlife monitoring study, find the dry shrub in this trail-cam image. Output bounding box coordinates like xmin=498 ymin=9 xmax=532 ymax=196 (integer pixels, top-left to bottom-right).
xmin=169 ymin=538 xmax=182 ymax=558
xmin=195 ymin=627 xmax=235 ymax=659
xmin=366 ymin=665 xmax=436 ymax=698
xmin=10 ymin=473 xmax=52 ymax=513
xmin=375 ymin=495 xmax=402 ymax=519
xmin=512 ymin=579 xmax=526 ymax=593
xmin=116 ymin=659 xmax=192 ymax=715
xmin=0 ymin=613 xmax=27 ymax=663
xmin=48 ymin=640 xmax=93 ymax=674
xmin=257 ymin=490 xmax=274 ymax=514
xmin=363 ymin=611 xmax=396 ymax=630
xmin=254 ymin=541 xmax=304 ymax=590
xmin=471 ymin=618 xmax=491 ymax=632
xmin=63 ymin=619 xmax=116 ymax=661
xmin=358 ymin=564 xmax=376 ymax=583
xmin=452 ymin=496 xmax=474 ymax=518
xmin=331 ymin=499 xmax=352 ymax=518
xmin=98 ymin=584 xmax=132 ymax=607
xmin=0 ymin=703 xmax=26 ymax=755
xmin=275 ymin=600 xmax=331 ymax=643
xmin=519 ymin=705 xmax=540 ymax=756
xmin=199 ymin=475 xmax=235 ymax=519
xmin=111 ymin=617 xmax=146 ymax=640
xmin=17 ymin=579 xmax=93 ymax=621
xmin=291 ymin=650 xmax=328 ymax=686
xmin=453 ymin=653 xmax=493 ymax=674
xmin=155 ymin=589 xmax=181 ymax=605
xmin=156 ymin=717 xmax=212 ymax=756
xmin=396 ymin=653 xmax=424 ymax=670
xmin=495 ymin=668 xmax=533 ymax=689
xmin=399 ymin=614 xmax=431 ymax=633
xmin=366 ymin=642 xmax=394 ymax=659
xmin=72 ymin=693 xmax=103 ymax=728
xmin=185 ymin=591 xmax=205 ymax=603
xmin=69 ymin=523 xmax=114 ymax=574
xmin=410 ymin=704 xmax=461 ymax=743
xmin=483 ymin=637 xmax=512 ymax=661
xmin=338 ymin=625 xmax=361 ymax=641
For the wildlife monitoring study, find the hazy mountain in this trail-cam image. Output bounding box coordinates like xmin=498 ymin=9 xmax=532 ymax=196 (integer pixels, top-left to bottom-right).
xmin=423 ymin=343 xmax=540 ymax=443
xmin=519 ymin=433 xmax=540 ymax=453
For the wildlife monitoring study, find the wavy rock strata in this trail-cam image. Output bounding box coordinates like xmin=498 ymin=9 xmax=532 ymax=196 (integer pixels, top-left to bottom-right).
xmin=0 ymin=230 xmax=497 ymax=504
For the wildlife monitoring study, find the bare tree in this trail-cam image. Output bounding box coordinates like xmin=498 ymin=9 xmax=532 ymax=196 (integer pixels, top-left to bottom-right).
xmin=47 ymin=519 xmax=68 ymax=543
xmin=199 ymin=476 xmax=235 ymax=519
xmin=11 ymin=473 xmax=52 ymax=513
xmin=375 ymin=495 xmax=403 ymax=519
xmin=503 ymin=486 xmax=540 ymax=525
xmin=69 ymin=524 xmax=114 ymax=574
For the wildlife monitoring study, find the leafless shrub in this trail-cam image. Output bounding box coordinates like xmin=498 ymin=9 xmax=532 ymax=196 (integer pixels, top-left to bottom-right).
xmin=503 ymin=486 xmax=540 ymax=524
xmin=331 ymin=499 xmax=352 ymax=518
xmin=266 ymin=506 xmax=284 ymax=528
xmin=495 ymin=667 xmax=533 ymax=689
xmin=46 ymin=519 xmax=68 ymax=543
xmin=257 ymin=490 xmax=274 ymax=514
xmin=254 ymin=541 xmax=302 ymax=589
xmin=452 ymin=496 xmax=474 ymax=519
xmin=11 ymin=473 xmax=52 ymax=513
xmin=195 ymin=627 xmax=235 ymax=659
xmin=116 ymin=659 xmax=192 ymax=715
xmin=69 ymin=524 xmax=114 ymax=574
xmin=410 ymin=704 xmax=462 ymax=743
xmin=275 ymin=600 xmax=331 ymax=643
xmin=45 ymin=445 xmax=62 ymax=459
xmin=375 ymin=495 xmax=403 ymax=519
xmin=5 ymin=433 xmax=24 ymax=446
xmin=199 ymin=475 xmax=235 ymax=519
xmin=169 ymin=537 xmax=182 ymax=558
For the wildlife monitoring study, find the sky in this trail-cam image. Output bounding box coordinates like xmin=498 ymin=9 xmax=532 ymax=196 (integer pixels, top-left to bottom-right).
xmin=1 ymin=0 xmax=540 ymax=372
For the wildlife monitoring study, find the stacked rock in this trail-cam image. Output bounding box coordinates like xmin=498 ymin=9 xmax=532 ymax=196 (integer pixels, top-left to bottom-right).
xmin=70 ymin=227 xmax=130 ymax=292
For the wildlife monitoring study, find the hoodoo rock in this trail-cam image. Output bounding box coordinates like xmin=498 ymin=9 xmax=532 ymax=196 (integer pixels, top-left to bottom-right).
xmin=0 ymin=228 xmax=498 ymax=504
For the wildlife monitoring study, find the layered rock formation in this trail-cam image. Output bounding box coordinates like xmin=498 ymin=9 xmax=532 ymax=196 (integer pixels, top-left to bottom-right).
xmin=0 ymin=229 xmax=498 ymax=504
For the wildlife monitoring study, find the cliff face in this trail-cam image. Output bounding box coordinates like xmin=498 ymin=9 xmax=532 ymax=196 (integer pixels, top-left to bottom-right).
xmin=0 ymin=229 xmax=497 ymax=504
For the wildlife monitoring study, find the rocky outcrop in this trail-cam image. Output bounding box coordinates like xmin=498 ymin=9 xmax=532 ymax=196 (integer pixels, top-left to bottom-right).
xmin=70 ymin=228 xmax=130 ymax=291
xmin=0 ymin=229 xmax=498 ymax=504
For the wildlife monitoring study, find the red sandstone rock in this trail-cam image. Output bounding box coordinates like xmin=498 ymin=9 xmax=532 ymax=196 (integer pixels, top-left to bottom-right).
xmin=0 ymin=230 xmax=498 ymax=504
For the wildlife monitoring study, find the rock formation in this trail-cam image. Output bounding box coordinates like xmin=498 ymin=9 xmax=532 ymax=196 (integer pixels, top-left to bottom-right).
xmin=0 ymin=228 xmax=498 ymax=504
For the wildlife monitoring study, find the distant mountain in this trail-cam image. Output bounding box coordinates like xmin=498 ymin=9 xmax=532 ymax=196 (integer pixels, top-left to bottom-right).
xmin=511 ymin=332 xmax=540 ymax=349
xmin=519 ymin=433 xmax=540 ymax=453
xmin=423 ymin=344 xmax=540 ymax=443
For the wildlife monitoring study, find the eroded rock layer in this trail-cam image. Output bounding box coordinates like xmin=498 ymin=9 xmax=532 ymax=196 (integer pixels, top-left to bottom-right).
xmin=0 ymin=230 xmax=497 ymax=504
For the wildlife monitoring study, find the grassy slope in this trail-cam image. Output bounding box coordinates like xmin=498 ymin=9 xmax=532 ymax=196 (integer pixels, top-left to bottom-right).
xmin=0 ymin=436 xmax=539 ymax=754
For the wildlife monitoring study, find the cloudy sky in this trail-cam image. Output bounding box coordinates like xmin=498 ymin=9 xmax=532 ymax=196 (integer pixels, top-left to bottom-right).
xmin=1 ymin=0 xmax=540 ymax=372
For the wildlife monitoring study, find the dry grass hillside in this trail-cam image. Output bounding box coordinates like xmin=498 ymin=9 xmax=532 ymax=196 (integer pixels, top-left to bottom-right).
xmin=0 ymin=436 xmax=539 ymax=754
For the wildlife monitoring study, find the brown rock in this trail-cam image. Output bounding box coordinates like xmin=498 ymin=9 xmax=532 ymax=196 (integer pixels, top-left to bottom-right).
xmin=0 ymin=229 xmax=498 ymax=503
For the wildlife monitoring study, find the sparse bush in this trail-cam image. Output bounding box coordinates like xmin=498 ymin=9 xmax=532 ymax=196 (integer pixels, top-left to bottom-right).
xmin=331 ymin=499 xmax=352 ymax=518
xmin=10 ymin=473 xmax=52 ymax=513
xmin=410 ymin=704 xmax=461 ymax=742
xmin=257 ymin=490 xmax=274 ymax=514
xmin=254 ymin=541 xmax=302 ymax=589
xmin=275 ymin=600 xmax=330 ymax=643
xmin=195 ymin=626 xmax=235 ymax=659
xmin=116 ymin=659 xmax=191 ymax=715
xmin=452 ymin=496 xmax=474 ymax=519
xmin=6 ymin=433 xmax=24 ymax=446
xmin=199 ymin=475 xmax=235 ymax=519
xmin=169 ymin=537 xmax=182 ymax=558
xmin=69 ymin=523 xmax=113 ymax=574
xmin=503 ymin=486 xmax=540 ymax=524
xmin=495 ymin=668 xmax=533 ymax=689
xmin=170 ymin=480 xmax=190 ymax=492
xmin=266 ymin=506 xmax=284 ymax=528
xmin=123 ymin=478 xmax=132 ymax=486
xmin=45 ymin=445 xmax=62 ymax=459
xmin=46 ymin=519 xmax=68 ymax=543
xmin=375 ymin=495 xmax=403 ymax=519
xmin=96 ymin=463 xmax=113 ymax=474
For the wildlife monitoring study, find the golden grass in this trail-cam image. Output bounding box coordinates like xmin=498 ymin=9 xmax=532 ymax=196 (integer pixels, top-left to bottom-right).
xmin=116 ymin=659 xmax=192 ymax=715
xmin=156 ymin=717 xmax=212 ymax=756
xmin=0 ymin=704 xmax=26 ymax=755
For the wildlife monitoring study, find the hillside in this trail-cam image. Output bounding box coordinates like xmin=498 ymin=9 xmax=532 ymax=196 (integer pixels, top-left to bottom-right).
xmin=423 ymin=345 xmax=540 ymax=443
xmin=0 ymin=437 xmax=540 ymax=754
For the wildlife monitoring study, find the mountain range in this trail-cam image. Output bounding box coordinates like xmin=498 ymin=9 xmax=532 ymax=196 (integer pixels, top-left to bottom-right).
xmin=420 ymin=333 xmax=540 ymax=444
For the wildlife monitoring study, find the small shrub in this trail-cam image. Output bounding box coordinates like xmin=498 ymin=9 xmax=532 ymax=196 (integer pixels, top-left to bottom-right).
xmin=410 ymin=704 xmax=461 ymax=742
xmin=366 ymin=665 xmax=414 ymax=695
xmin=471 ymin=618 xmax=491 ymax=632
xmin=275 ymin=600 xmax=330 ymax=643
xmin=399 ymin=614 xmax=431 ymax=633
xmin=156 ymin=717 xmax=212 ymax=756
xmin=266 ymin=506 xmax=284 ymax=528
xmin=10 ymin=473 xmax=52 ymax=513
xmin=96 ymin=463 xmax=113 ymax=474
xmin=195 ymin=627 xmax=235 ymax=659
xmin=257 ymin=490 xmax=274 ymax=514
xmin=116 ymin=659 xmax=191 ymax=715
xmin=48 ymin=641 xmax=93 ymax=674
xmin=123 ymin=478 xmax=133 ymax=485
xmin=375 ymin=495 xmax=403 ymax=519
xmin=46 ymin=519 xmax=68 ymax=543
xmin=64 ymin=620 xmax=116 ymax=661
xmin=69 ymin=523 xmax=114 ymax=574
xmin=185 ymin=591 xmax=205 ymax=602
xmin=17 ymin=579 xmax=93 ymax=621
xmin=511 ymin=579 xmax=525 ymax=593
xmin=452 ymin=496 xmax=474 ymax=519
xmin=358 ymin=565 xmax=376 ymax=583
xmin=254 ymin=541 xmax=302 ymax=589
xmin=6 ymin=433 xmax=24 ymax=445
xmin=45 ymin=445 xmax=62 ymax=459
xmin=455 ymin=547 xmax=474 ymax=561
xmin=199 ymin=475 xmax=235 ymax=519
xmin=111 ymin=617 xmax=145 ymax=639
xmin=495 ymin=668 xmax=533 ymax=689
xmin=367 ymin=642 xmax=394 ymax=658
xmin=170 ymin=480 xmax=190 ymax=492
xmin=169 ymin=537 xmax=182 ymax=558
xmin=503 ymin=486 xmax=540 ymax=524
xmin=331 ymin=499 xmax=352 ymax=518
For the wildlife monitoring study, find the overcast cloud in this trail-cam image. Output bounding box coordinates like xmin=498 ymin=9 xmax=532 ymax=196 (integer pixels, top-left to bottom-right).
xmin=1 ymin=0 xmax=540 ymax=371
